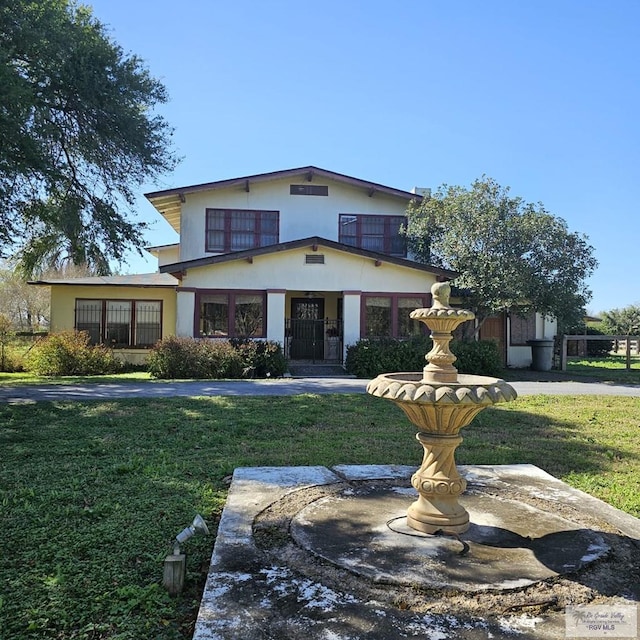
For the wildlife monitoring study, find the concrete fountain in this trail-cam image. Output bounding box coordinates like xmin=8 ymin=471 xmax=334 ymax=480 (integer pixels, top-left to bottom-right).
xmin=366 ymin=280 xmax=517 ymax=534
xmin=192 ymin=283 xmax=640 ymax=640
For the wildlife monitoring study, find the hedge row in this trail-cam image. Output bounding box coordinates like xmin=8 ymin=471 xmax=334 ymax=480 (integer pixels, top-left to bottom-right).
xmin=22 ymin=331 xmax=502 ymax=379
xmin=24 ymin=332 xmax=287 ymax=379
xmin=344 ymin=337 xmax=503 ymax=378
xmin=146 ymin=336 xmax=287 ymax=379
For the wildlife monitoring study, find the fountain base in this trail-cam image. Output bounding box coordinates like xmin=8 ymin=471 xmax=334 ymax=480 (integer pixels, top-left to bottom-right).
xmin=193 ymin=464 xmax=640 ymax=640
xmin=406 ymin=499 xmax=470 ymax=534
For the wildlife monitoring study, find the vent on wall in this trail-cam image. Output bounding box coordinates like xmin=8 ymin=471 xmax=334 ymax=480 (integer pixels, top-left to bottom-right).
xmin=290 ymin=184 xmax=329 ymax=196
xmin=305 ymin=254 xmax=325 ymax=265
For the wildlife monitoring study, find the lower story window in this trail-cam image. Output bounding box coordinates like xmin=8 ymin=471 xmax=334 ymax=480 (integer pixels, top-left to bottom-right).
xmin=75 ymin=299 xmax=162 ymax=347
xmin=198 ymin=291 xmax=265 ymax=338
xmin=363 ymin=294 xmax=428 ymax=338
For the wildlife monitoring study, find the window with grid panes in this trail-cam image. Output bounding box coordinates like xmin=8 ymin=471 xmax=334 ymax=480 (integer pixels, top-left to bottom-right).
xmin=339 ymin=214 xmax=407 ymax=257
xmin=198 ymin=292 xmax=265 ymax=338
xmin=75 ymin=300 xmax=161 ymax=347
xmin=206 ymin=209 xmax=279 ymax=252
xmin=363 ymin=294 xmax=429 ymax=338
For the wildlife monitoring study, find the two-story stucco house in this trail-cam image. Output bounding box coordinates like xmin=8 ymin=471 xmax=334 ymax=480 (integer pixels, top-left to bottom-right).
xmin=33 ymin=166 xmax=555 ymax=368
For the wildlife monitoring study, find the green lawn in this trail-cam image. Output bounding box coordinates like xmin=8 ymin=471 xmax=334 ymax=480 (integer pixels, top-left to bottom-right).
xmin=0 ymin=371 xmax=154 ymax=385
xmin=565 ymin=355 xmax=640 ymax=384
xmin=1 ymin=393 xmax=639 ymax=638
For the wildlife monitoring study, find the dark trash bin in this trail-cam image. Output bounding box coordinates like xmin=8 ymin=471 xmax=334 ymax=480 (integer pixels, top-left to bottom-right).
xmin=527 ymin=339 xmax=555 ymax=371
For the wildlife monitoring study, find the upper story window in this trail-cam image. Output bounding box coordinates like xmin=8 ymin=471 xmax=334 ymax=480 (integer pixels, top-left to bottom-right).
xmin=206 ymin=209 xmax=279 ymax=253
xmin=339 ymin=214 xmax=407 ymax=257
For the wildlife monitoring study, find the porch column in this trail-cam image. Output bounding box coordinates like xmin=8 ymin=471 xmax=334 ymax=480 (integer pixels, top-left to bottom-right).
xmin=176 ymin=289 xmax=196 ymax=337
xmin=266 ymin=289 xmax=286 ymax=345
xmin=342 ymin=291 xmax=362 ymax=360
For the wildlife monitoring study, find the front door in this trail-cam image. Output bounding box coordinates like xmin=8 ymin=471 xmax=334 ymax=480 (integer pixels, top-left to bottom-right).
xmin=290 ymin=298 xmax=325 ymax=360
xmin=478 ymin=313 xmax=507 ymax=365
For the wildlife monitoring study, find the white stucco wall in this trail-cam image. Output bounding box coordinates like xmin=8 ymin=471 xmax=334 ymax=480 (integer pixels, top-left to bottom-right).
xmin=177 ymin=177 xmax=411 ymax=263
xmin=538 ymin=315 xmax=557 ymax=340
xmin=342 ymin=292 xmax=362 ymax=357
xmin=154 ymin=245 xmax=180 ymax=268
xmin=176 ymin=290 xmax=196 ymax=336
xmin=266 ymin=291 xmax=286 ymax=343
xmin=179 ymin=245 xmax=435 ymax=294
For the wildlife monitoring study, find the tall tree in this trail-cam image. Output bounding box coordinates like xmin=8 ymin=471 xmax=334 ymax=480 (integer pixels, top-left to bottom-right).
xmin=405 ymin=177 xmax=597 ymax=335
xmin=0 ymin=0 xmax=178 ymax=275
xmin=0 ymin=260 xmax=94 ymax=330
xmin=600 ymin=305 xmax=640 ymax=335
xmin=0 ymin=261 xmax=49 ymax=330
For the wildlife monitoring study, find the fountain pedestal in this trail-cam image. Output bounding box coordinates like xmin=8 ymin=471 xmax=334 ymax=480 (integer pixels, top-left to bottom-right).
xmin=408 ymin=432 xmax=467 ymax=532
xmin=366 ymin=282 xmax=517 ymax=534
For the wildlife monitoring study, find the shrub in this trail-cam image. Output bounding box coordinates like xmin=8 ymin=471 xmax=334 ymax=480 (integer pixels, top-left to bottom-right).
xmin=450 ymin=339 xmax=503 ymax=377
xmin=230 ymin=338 xmax=288 ymax=378
xmin=0 ymin=350 xmax=25 ymax=373
xmin=585 ymin=327 xmax=614 ymax=357
xmin=0 ymin=314 xmax=15 ymax=372
xmin=147 ymin=337 xmax=286 ymax=379
xmin=146 ymin=336 xmax=239 ymax=379
xmin=201 ymin=340 xmax=244 ymax=379
xmin=345 ymin=337 xmax=432 ymax=378
xmin=345 ymin=337 xmax=503 ymax=378
xmin=26 ymin=331 xmax=121 ymax=376
xmin=146 ymin=336 xmax=196 ymax=379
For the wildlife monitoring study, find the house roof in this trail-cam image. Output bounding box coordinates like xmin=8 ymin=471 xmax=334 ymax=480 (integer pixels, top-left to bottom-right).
xmin=29 ymin=273 xmax=179 ymax=287
xmin=158 ymin=236 xmax=457 ymax=280
xmin=145 ymin=166 xmax=424 ymax=234
xmin=145 ymin=242 xmax=180 ymax=252
xmin=145 ymin=242 xmax=180 ymax=258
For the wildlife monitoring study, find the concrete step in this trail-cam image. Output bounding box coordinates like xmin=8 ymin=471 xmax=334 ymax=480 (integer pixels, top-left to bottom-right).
xmin=287 ymin=363 xmax=353 ymax=378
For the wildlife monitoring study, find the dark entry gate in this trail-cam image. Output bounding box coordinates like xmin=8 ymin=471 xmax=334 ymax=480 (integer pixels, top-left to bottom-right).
xmin=286 ymin=298 xmax=343 ymax=362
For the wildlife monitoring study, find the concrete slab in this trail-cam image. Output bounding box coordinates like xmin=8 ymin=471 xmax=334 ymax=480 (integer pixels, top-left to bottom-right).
xmin=193 ymin=465 xmax=640 ymax=640
xmin=291 ymin=487 xmax=609 ymax=591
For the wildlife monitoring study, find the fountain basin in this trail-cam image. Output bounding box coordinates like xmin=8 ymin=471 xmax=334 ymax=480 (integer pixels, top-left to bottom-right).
xmin=367 ymin=372 xmax=517 ymax=533
xmin=367 ymin=373 xmax=517 ymax=411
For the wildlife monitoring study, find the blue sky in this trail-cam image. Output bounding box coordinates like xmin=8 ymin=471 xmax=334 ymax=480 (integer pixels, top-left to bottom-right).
xmin=87 ymin=0 xmax=640 ymax=315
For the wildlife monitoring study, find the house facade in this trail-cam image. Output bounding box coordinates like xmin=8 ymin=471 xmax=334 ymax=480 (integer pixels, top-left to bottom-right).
xmin=145 ymin=166 xmax=455 ymax=364
xmin=34 ymin=166 xmax=555 ymax=368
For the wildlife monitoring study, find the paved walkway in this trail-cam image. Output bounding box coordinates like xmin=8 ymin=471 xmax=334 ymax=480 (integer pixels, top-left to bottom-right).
xmin=1 ymin=376 xmax=639 ymax=403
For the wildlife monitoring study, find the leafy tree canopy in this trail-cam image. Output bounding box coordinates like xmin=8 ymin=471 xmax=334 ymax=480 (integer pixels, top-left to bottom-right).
xmin=0 ymin=0 xmax=178 ymax=276
xmin=405 ymin=177 xmax=597 ymax=334
xmin=600 ymin=305 xmax=640 ymax=335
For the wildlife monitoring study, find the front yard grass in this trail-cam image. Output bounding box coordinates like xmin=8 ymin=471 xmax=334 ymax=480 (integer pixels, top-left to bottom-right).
xmin=0 ymin=371 xmax=154 ymax=385
xmin=565 ymin=355 xmax=640 ymax=384
xmin=1 ymin=393 xmax=639 ymax=638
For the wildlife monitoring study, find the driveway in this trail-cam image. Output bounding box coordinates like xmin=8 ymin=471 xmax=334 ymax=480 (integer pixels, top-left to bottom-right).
xmin=1 ymin=376 xmax=639 ymax=404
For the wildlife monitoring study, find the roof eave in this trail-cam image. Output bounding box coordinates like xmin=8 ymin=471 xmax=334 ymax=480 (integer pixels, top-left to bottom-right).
xmin=145 ymin=166 xmax=423 ymax=203
xmin=158 ymin=236 xmax=457 ymax=280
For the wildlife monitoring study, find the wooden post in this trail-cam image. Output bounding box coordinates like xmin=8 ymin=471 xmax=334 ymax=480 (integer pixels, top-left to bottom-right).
xmin=561 ymin=335 xmax=568 ymax=371
xmin=626 ymin=335 xmax=632 ymax=371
